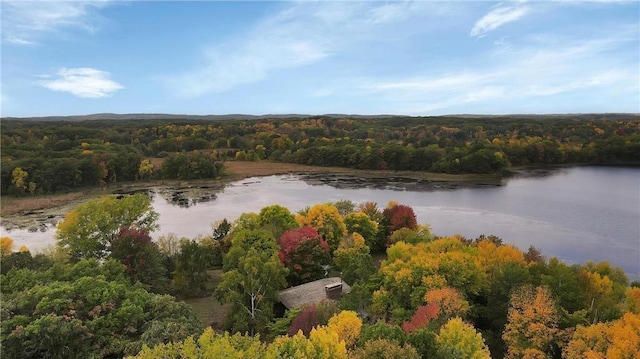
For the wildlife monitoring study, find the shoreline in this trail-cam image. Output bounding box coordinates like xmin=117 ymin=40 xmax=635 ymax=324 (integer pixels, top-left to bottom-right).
xmin=0 ymin=161 xmax=583 ymax=230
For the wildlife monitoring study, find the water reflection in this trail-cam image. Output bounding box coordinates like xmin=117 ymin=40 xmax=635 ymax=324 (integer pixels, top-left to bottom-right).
xmin=1 ymin=167 xmax=638 ymax=280
xmin=154 ymin=187 xmax=221 ymax=208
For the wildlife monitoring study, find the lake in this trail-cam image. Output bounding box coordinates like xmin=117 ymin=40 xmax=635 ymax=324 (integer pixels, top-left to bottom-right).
xmin=2 ymin=166 xmax=639 ymax=280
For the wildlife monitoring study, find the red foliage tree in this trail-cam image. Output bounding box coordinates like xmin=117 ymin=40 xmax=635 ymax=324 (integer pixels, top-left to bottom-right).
xmin=278 ymin=227 xmax=330 ymax=286
xmin=110 ymin=227 xmax=168 ymax=292
xmin=288 ymin=300 xmax=340 ymax=336
xmin=402 ymin=304 xmax=439 ymax=334
xmin=383 ymin=204 xmax=418 ymax=233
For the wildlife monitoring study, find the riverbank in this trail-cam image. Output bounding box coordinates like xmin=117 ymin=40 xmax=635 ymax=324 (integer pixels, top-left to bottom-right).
xmin=1 ymin=161 xmax=504 ymax=220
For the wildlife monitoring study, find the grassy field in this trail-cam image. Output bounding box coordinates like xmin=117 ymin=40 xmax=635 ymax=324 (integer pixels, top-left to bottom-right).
xmin=182 ymin=269 xmax=232 ymax=330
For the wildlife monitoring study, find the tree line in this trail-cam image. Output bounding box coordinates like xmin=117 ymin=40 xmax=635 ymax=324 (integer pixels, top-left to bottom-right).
xmin=2 ymin=115 xmax=639 ymax=195
xmin=1 ymin=194 xmax=638 ymax=358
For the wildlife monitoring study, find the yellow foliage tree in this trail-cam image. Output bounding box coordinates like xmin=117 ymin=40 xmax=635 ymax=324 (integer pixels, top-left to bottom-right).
xmin=503 ymin=285 xmax=560 ymax=358
xmin=476 ymin=240 xmax=526 ymax=279
xmin=625 ymin=287 xmax=640 ymax=314
xmin=326 ymin=311 xmax=362 ymax=348
xmin=564 ymin=312 xmax=640 ymax=359
xmin=295 ymin=203 xmax=346 ymax=252
xmin=436 ymin=317 xmax=491 ymax=359
xmin=130 ymin=328 xmax=266 ymax=358
xmin=1 ymin=237 xmax=15 ymax=256
xmin=11 ymin=167 xmax=28 ymax=192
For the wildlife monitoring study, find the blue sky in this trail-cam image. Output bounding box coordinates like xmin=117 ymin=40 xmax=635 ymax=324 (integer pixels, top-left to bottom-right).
xmin=1 ymin=1 xmax=638 ymax=117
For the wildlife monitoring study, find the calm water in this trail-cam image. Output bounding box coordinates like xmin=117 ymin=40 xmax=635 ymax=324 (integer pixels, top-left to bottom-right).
xmin=3 ymin=166 xmax=639 ymax=279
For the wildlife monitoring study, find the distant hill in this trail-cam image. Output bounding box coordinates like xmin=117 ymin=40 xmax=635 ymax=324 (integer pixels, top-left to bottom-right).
xmin=1 ymin=112 xmax=637 ymax=122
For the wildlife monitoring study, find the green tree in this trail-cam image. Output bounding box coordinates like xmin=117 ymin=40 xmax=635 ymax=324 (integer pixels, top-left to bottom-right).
xmin=172 ymin=239 xmax=212 ymax=297
xmin=351 ymin=339 xmax=419 ymax=359
xmin=1 ymin=261 xmax=201 ymax=359
xmin=56 ymin=194 xmax=159 ymax=260
xmin=223 ymin=229 xmax=278 ymax=271
xmin=259 ymin=204 xmax=299 ymax=238
xmin=333 ymin=233 xmax=375 ymax=285
xmin=215 ymin=249 xmax=287 ymax=335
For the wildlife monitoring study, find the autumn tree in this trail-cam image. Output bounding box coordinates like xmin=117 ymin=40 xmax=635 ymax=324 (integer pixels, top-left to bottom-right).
xmin=402 ymin=304 xmax=439 ymax=333
xmin=288 ymin=300 xmax=340 ymax=337
xmin=265 ymin=325 xmax=347 ymax=359
xmin=425 ymin=286 xmax=470 ymax=320
xmin=436 ymin=317 xmax=491 ymax=359
xmin=503 ymin=285 xmax=560 ymax=358
xmin=131 ymin=328 xmax=265 ymax=358
xmin=1 ymin=236 xmax=14 ymax=256
xmin=56 ymin=193 xmax=159 ymax=260
xmin=326 ymin=311 xmax=363 ymax=348
xmin=563 ymin=312 xmax=640 ymax=359
xmin=110 ymin=227 xmax=168 ymax=293
xmin=278 ymin=226 xmax=330 ymax=286
xmin=357 ymin=201 xmax=384 ymax=223
xmin=344 ymin=212 xmax=380 ymax=249
xmin=137 ymin=159 xmax=155 ymax=180
xmin=295 ymin=203 xmax=347 ymax=252
xmin=382 ymin=203 xmax=417 ymax=235
xmin=374 ymin=237 xmax=484 ymax=323
xmin=625 ymin=287 xmax=640 ymax=314
xmin=11 ymin=166 xmax=28 ymax=192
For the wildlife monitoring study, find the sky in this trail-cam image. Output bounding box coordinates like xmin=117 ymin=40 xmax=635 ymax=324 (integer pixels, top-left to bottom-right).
xmin=1 ymin=0 xmax=639 ymax=117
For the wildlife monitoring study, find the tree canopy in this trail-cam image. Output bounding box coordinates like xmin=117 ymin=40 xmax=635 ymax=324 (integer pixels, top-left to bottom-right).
xmin=56 ymin=193 xmax=159 ymax=260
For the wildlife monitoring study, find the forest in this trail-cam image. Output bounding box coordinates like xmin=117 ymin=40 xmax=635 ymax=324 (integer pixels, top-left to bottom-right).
xmin=2 ymin=114 xmax=640 ymax=195
xmin=1 ymin=195 xmax=639 ymax=358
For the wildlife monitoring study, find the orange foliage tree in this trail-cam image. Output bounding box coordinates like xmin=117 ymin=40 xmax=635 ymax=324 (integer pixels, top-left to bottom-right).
xmin=402 ymin=304 xmax=439 ymax=334
xmin=502 ymin=285 xmax=560 ymax=358
xmin=564 ymin=312 xmax=640 ymax=359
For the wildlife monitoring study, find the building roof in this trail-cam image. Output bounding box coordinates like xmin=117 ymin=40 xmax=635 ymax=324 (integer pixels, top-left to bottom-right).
xmin=278 ymin=277 xmax=351 ymax=310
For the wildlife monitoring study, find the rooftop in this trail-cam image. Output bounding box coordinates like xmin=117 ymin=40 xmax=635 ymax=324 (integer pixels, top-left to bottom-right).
xmin=278 ymin=277 xmax=351 ymax=310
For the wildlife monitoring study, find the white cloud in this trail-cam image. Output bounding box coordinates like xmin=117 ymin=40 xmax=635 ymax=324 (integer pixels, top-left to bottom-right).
xmin=167 ymin=1 xmax=439 ymax=97
xmin=471 ymin=3 xmax=530 ymax=37
xmin=39 ymin=68 xmax=124 ymax=98
xmin=1 ymin=1 xmax=112 ymax=45
xmin=359 ymin=26 xmax=638 ymax=115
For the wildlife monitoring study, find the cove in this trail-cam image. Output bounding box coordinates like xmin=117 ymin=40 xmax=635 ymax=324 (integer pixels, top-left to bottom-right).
xmin=3 ymin=166 xmax=639 ymax=280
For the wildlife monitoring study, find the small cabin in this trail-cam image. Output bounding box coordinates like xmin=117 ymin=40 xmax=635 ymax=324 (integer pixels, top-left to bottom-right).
xmin=278 ymin=277 xmax=351 ymax=310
